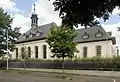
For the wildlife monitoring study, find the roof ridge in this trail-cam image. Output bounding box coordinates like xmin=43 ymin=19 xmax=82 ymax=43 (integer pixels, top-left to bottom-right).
xmin=38 ymin=22 xmax=53 ymax=27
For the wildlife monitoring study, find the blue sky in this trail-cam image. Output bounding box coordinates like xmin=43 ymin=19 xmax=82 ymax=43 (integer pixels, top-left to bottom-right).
xmin=14 ymin=0 xmax=120 ymax=25
xmin=100 ymin=14 xmax=120 ymax=25
xmin=0 ymin=0 xmax=120 ymax=50
xmin=12 ymin=0 xmax=120 ymax=25
xmin=14 ymin=0 xmax=37 ymax=14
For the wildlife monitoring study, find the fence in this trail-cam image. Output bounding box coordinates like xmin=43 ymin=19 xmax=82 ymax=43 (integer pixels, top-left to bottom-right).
xmin=0 ymin=61 xmax=120 ymax=71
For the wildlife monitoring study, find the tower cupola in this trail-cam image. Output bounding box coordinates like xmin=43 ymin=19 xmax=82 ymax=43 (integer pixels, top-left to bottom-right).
xmin=31 ymin=4 xmax=38 ymax=28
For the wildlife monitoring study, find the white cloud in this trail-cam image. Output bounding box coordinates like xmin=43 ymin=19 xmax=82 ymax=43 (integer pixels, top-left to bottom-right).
xmin=102 ymin=23 xmax=120 ymax=49
xmin=0 ymin=0 xmax=29 ymax=33
xmin=112 ymin=6 xmax=120 ymax=15
xmin=0 ymin=0 xmax=21 ymax=13
xmin=34 ymin=0 xmax=61 ymax=26
xmin=0 ymin=0 xmax=61 ymax=33
xmin=11 ymin=14 xmax=30 ymax=33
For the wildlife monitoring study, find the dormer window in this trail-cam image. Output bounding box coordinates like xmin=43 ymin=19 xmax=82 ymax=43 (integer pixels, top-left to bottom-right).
xmin=29 ymin=32 xmax=33 ymax=38
xmin=95 ymin=30 xmax=103 ymax=37
xmin=82 ymin=32 xmax=89 ymax=39
xmin=36 ymin=33 xmax=40 ymax=36
xmin=36 ymin=30 xmax=42 ymax=36
xmin=29 ymin=34 xmax=32 ymax=38
xmin=22 ymin=33 xmax=26 ymax=39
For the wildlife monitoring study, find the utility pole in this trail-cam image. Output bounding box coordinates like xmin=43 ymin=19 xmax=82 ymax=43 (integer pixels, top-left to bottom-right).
xmin=6 ymin=29 xmax=8 ymax=70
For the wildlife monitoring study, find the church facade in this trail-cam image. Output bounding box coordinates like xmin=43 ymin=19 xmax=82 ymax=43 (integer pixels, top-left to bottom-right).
xmin=12 ymin=7 xmax=116 ymax=59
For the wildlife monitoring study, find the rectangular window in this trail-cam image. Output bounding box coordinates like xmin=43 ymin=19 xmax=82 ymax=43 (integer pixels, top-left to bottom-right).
xmin=96 ymin=46 xmax=101 ymax=56
xmin=16 ymin=48 xmax=18 ymax=59
xmin=43 ymin=45 xmax=47 ymax=59
xmin=35 ymin=46 xmax=38 ymax=59
xmin=83 ymin=47 xmax=87 ymax=58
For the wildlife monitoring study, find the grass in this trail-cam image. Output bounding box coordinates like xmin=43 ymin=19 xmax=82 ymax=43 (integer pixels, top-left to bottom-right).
xmin=0 ymin=69 xmax=75 ymax=80
xmin=17 ymin=71 xmax=32 ymax=75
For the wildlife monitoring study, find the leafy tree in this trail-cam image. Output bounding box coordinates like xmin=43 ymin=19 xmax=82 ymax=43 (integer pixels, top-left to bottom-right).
xmin=46 ymin=24 xmax=78 ymax=71
xmin=20 ymin=47 xmax=29 ymax=70
xmin=20 ymin=47 xmax=27 ymax=59
xmin=20 ymin=46 xmax=32 ymax=59
xmin=0 ymin=8 xmax=21 ymax=55
xmin=51 ymin=0 xmax=120 ymax=28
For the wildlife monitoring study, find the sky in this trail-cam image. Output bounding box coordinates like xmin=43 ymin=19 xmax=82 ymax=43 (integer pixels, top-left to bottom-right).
xmin=0 ymin=0 xmax=120 ymax=50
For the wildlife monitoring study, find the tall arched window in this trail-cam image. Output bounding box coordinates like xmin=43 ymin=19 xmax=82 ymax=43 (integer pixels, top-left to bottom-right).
xmin=21 ymin=47 xmax=25 ymax=59
xmin=35 ymin=46 xmax=38 ymax=59
xmin=96 ymin=45 xmax=102 ymax=56
xmin=28 ymin=47 xmax=31 ymax=58
xmin=83 ymin=46 xmax=87 ymax=58
xmin=16 ymin=48 xmax=18 ymax=59
xmin=43 ymin=45 xmax=47 ymax=59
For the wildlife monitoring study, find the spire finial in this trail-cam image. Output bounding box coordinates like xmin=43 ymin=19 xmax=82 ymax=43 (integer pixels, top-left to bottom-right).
xmin=33 ymin=4 xmax=36 ymax=13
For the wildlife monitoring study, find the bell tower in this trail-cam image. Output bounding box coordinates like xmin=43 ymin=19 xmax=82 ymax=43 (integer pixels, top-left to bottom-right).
xmin=31 ymin=4 xmax=38 ymax=28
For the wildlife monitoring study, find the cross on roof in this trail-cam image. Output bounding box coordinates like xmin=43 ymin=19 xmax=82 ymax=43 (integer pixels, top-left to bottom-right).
xmin=33 ymin=4 xmax=36 ymax=12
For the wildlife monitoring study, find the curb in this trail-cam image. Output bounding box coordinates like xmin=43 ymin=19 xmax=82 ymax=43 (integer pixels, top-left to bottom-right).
xmin=9 ymin=68 xmax=120 ymax=77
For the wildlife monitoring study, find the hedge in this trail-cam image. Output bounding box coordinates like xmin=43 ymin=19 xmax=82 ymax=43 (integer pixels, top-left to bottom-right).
xmin=0 ymin=56 xmax=120 ymax=71
xmin=1 ymin=56 xmax=120 ymax=63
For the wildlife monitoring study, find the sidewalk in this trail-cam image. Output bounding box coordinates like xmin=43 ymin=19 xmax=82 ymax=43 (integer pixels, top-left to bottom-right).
xmin=9 ymin=68 xmax=120 ymax=77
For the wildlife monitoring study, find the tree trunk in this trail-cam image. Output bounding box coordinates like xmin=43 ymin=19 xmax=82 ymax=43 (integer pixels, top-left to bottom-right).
xmin=23 ymin=58 xmax=26 ymax=70
xmin=62 ymin=57 xmax=64 ymax=72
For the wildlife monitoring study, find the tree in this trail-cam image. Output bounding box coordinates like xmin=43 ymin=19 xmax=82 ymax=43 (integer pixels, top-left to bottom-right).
xmin=0 ymin=8 xmax=21 ymax=55
xmin=52 ymin=0 xmax=120 ymax=28
xmin=20 ymin=46 xmax=29 ymax=70
xmin=46 ymin=24 xmax=78 ymax=71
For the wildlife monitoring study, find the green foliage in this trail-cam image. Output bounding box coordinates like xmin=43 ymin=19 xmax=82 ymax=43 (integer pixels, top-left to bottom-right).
xmin=0 ymin=56 xmax=120 ymax=63
xmin=73 ymin=56 xmax=120 ymax=63
xmin=46 ymin=24 xmax=78 ymax=59
xmin=1 ymin=56 xmax=120 ymax=71
xmin=0 ymin=8 xmax=21 ymax=54
xmin=52 ymin=0 xmax=120 ymax=28
xmin=20 ymin=47 xmax=29 ymax=59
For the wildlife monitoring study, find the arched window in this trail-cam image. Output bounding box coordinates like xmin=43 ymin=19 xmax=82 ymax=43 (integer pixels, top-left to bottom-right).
xmin=21 ymin=47 xmax=25 ymax=59
xmin=28 ymin=47 xmax=31 ymax=58
xmin=96 ymin=45 xmax=102 ymax=56
xmin=32 ymin=19 xmax=34 ymax=24
xmin=43 ymin=45 xmax=47 ymax=59
xmin=35 ymin=46 xmax=38 ymax=58
xmin=16 ymin=48 xmax=18 ymax=59
xmin=33 ymin=19 xmax=35 ymax=24
xmin=83 ymin=46 xmax=87 ymax=58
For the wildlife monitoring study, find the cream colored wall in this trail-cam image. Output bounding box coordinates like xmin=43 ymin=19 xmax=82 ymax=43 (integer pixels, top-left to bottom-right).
xmin=12 ymin=39 xmax=114 ymax=59
xmin=76 ymin=40 xmax=114 ymax=58
xmin=12 ymin=40 xmax=52 ymax=59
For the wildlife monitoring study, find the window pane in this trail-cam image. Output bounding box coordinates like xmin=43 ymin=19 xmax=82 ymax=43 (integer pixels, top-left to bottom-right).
xmin=96 ymin=46 xmax=101 ymax=56
xmin=16 ymin=48 xmax=18 ymax=59
xmin=83 ymin=47 xmax=87 ymax=58
xmin=21 ymin=47 xmax=25 ymax=59
xmin=43 ymin=45 xmax=47 ymax=59
xmin=28 ymin=47 xmax=31 ymax=58
xmin=35 ymin=46 xmax=38 ymax=58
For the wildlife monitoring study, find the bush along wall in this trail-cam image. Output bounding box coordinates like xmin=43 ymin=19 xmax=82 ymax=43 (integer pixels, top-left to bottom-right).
xmin=0 ymin=56 xmax=120 ymax=71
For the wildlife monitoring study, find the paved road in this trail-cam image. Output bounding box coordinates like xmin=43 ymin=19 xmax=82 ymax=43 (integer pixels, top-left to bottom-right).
xmin=11 ymin=68 xmax=120 ymax=77
xmin=0 ymin=76 xmax=68 ymax=82
xmin=0 ymin=70 xmax=120 ymax=82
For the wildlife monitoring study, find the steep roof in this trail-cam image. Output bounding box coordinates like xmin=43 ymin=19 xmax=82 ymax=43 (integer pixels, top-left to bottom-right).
xmin=16 ymin=23 xmax=116 ymax=45
xmin=75 ymin=26 xmax=116 ymax=44
xmin=17 ymin=23 xmax=52 ymax=42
